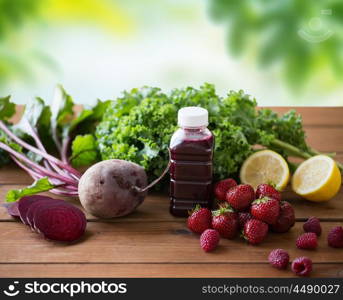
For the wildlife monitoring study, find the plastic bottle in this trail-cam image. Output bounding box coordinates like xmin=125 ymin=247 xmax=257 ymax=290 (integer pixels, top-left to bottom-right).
xmin=169 ymin=107 xmax=214 ymax=217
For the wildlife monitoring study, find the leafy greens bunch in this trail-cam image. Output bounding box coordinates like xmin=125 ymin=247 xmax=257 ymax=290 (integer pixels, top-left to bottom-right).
xmin=96 ymin=83 xmax=343 ymax=186
xmin=0 ymin=85 xmax=109 ymax=201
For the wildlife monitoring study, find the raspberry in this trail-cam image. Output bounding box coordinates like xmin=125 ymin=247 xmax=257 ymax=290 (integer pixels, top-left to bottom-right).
xmin=291 ymin=257 xmax=312 ymax=276
xmin=327 ymin=226 xmax=343 ymax=248
xmin=296 ymin=232 xmax=318 ymax=250
xmin=268 ymin=249 xmax=289 ymax=269
xmin=303 ymin=217 xmax=322 ymax=236
xmin=200 ymin=229 xmax=220 ymax=252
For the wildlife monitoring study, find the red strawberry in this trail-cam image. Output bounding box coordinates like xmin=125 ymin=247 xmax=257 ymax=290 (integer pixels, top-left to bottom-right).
xmin=212 ymin=205 xmax=239 ymax=239
xmin=268 ymin=249 xmax=289 ymax=270
xmin=291 ymin=257 xmax=312 ymax=276
xmin=226 ymin=184 xmax=255 ymax=211
xmin=243 ymin=219 xmax=268 ymax=245
xmin=251 ymin=197 xmax=280 ymax=225
xmin=270 ymin=201 xmax=295 ymax=233
xmin=303 ymin=217 xmax=321 ymax=236
xmin=187 ymin=205 xmax=212 ymax=234
xmin=238 ymin=211 xmax=253 ymax=229
xmin=296 ymin=232 xmax=318 ymax=250
xmin=327 ymin=226 xmax=343 ymax=248
xmin=200 ymin=229 xmax=220 ymax=252
xmin=214 ymin=178 xmax=237 ymax=201
xmin=256 ymin=183 xmax=281 ymax=202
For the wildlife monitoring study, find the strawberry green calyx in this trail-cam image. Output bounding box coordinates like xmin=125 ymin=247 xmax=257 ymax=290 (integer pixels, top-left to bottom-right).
xmin=266 ymin=180 xmax=277 ymax=189
xmin=212 ymin=204 xmax=234 ymax=217
xmin=252 ymin=196 xmax=272 ymax=205
xmin=188 ymin=204 xmax=202 ymax=216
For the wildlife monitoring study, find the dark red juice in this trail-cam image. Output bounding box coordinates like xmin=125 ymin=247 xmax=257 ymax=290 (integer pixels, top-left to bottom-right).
xmin=169 ymin=126 xmax=214 ymax=217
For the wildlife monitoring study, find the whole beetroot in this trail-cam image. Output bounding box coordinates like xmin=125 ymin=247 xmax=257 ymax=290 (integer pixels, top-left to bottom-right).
xmin=79 ymin=159 xmax=148 ymax=218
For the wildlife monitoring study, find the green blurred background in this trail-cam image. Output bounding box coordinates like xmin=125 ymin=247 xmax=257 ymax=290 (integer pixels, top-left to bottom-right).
xmin=1 ymin=0 xmax=342 ymax=105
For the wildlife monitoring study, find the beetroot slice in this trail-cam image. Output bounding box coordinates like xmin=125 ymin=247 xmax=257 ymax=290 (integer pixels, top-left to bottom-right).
xmin=18 ymin=195 xmax=52 ymax=225
xmin=3 ymin=202 xmax=20 ymax=218
xmin=34 ymin=203 xmax=86 ymax=242
xmin=26 ymin=198 xmax=65 ymax=230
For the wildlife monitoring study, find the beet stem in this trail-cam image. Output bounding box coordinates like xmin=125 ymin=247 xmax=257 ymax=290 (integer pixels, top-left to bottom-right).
xmin=134 ymin=160 xmax=170 ymax=193
xmin=0 ymin=121 xmax=81 ymax=178
xmin=24 ymin=120 xmax=73 ymax=177
xmin=0 ymin=142 xmax=78 ymax=186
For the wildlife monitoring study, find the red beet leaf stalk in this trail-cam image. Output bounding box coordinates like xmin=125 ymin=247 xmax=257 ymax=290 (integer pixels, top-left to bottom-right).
xmin=0 ymin=120 xmax=80 ymax=197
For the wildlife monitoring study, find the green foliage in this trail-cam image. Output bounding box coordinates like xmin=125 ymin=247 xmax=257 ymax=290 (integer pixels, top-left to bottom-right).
xmin=96 ymin=83 xmax=313 ymax=187
xmin=0 ymin=85 xmax=108 ymax=167
xmin=5 ymin=177 xmax=56 ymax=202
xmin=209 ymin=0 xmax=343 ymax=91
xmin=0 ymin=95 xmax=16 ymax=164
xmin=71 ymin=134 xmax=98 ymax=167
xmin=0 ymin=95 xmax=15 ymax=120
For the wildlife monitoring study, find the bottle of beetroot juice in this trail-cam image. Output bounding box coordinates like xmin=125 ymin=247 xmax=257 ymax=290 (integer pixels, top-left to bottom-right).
xmin=169 ymin=107 xmax=214 ymax=217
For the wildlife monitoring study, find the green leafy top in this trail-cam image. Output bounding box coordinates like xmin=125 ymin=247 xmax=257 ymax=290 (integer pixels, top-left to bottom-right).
xmin=5 ymin=177 xmax=57 ymax=202
xmin=0 ymin=96 xmax=15 ymax=120
xmin=96 ymin=83 xmax=312 ymax=187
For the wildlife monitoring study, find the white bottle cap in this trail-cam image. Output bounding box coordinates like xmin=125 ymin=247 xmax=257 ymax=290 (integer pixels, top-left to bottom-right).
xmin=178 ymin=107 xmax=208 ymax=127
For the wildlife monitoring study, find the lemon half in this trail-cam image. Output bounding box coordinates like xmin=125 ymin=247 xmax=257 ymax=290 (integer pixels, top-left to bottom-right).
xmin=240 ymin=150 xmax=290 ymax=190
xmin=292 ymin=155 xmax=341 ymax=202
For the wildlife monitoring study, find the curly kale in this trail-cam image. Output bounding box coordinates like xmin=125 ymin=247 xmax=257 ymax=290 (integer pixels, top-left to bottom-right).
xmin=96 ymin=83 xmax=342 ymax=188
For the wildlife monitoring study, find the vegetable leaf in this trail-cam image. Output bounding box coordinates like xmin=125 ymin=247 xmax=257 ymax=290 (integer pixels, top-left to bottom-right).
xmin=14 ymin=97 xmax=51 ymax=137
xmin=70 ymin=134 xmax=98 ymax=167
xmin=0 ymin=96 xmax=16 ymax=166
xmin=0 ymin=95 xmax=15 ymax=120
xmin=5 ymin=177 xmax=56 ymax=202
xmin=50 ymin=85 xmax=74 ymax=149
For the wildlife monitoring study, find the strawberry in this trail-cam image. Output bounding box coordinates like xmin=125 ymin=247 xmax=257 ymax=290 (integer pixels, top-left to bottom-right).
xmin=200 ymin=229 xmax=220 ymax=252
xmin=296 ymin=232 xmax=318 ymax=250
xmin=327 ymin=226 xmax=343 ymax=248
xmin=238 ymin=211 xmax=253 ymax=229
xmin=243 ymin=219 xmax=268 ymax=245
xmin=303 ymin=217 xmax=321 ymax=236
xmin=214 ymin=178 xmax=237 ymax=201
xmin=251 ymin=197 xmax=280 ymax=225
xmin=212 ymin=205 xmax=239 ymax=239
xmin=226 ymin=184 xmax=255 ymax=211
xmin=270 ymin=201 xmax=295 ymax=233
xmin=187 ymin=205 xmax=212 ymax=234
xmin=256 ymin=183 xmax=281 ymax=202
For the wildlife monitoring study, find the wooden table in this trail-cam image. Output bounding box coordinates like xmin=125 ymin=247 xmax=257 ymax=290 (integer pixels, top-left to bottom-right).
xmin=0 ymin=107 xmax=342 ymax=278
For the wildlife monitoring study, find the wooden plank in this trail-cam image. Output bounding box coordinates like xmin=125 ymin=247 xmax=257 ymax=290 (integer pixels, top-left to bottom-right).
xmin=0 ymin=188 xmax=171 ymax=222
xmin=1 ymin=167 xmax=343 ymax=222
xmin=0 ymin=163 xmax=32 ymax=184
xmin=0 ymin=221 xmax=342 ymax=264
xmin=11 ymin=106 xmax=343 ymax=127
xmin=1 ymin=184 xmax=343 ymax=222
xmin=1 ymin=135 xmax=342 ymax=185
xmin=263 ymin=107 xmax=343 ymax=127
xmin=304 ymin=128 xmax=343 ymax=152
xmin=0 ymin=263 xmax=342 ymax=278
